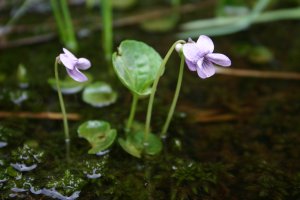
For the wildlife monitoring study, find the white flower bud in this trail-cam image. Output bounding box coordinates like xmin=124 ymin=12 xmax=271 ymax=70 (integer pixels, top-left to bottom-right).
xmin=175 ymin=43 xmax=183 ymax=53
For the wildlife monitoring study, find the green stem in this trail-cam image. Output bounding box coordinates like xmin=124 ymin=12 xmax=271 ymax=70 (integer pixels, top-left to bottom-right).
xmin=51 ymin=0 xmax=67 ymax=43
xmin=160 ymin=53 xmax=184 ymax=137
xmin=126 ymin=93 xmax=139 ymax=132
xmin=101 ymin=0 xmax=113 ymax=62
xmin=144 ymin=40 xmax=185 ymax=142
xmin=54 ymin=59 xmax=70 ymax=161
xmin=60 ymin=0 xmax=77 ymax=50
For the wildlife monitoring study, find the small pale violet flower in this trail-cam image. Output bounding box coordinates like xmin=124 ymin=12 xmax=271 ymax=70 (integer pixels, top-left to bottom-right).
xmin=182 ymin=35 xmax=231 ymax=79
xmin=59 ymin=48 xmax=91 ymax=82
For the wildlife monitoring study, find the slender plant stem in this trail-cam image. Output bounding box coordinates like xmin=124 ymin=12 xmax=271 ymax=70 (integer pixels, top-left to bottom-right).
xmin=54 ymin=59 xmax=70 ymax=161
xmin=126 ymin=93 xmax=139 ymax=132
xmin=161 ymin=53 xmax=184 ymax=137
xmin=60 ymin=0 xmax=77 ymax=50
xmin=101 ymin=0 xmax=113 ymax=62
xmin=51 ymin=0 xmax=67 ymax=43
xmin=144 ymin=40 xmax=185 ymax=142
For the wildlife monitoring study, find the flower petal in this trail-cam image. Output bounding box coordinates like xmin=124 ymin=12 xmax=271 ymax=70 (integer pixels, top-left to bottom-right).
xmin=197 ymin=58 xmax=215 ymax=78
xmin=59 ymin=54 xmax=76 ymax=69
xmin=185 ymin=59 xmax=197 ymax=71
xmin=76 ymin=58 xmax=91 ymax=70
xmin=66 ymin=68 xmax=88 ymax=82
xmin=63 ymin=48 xmax=77 ymax=60
xmin=182 ymin=43 xmax=201 ymax=63
xmin=196 ymin=35 xmax=214 ymax=54
xmin=206 ymin=53 xmax=231 ymax=67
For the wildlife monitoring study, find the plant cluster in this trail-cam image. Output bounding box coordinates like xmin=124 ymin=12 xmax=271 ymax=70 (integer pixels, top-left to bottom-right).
xmin=53 ymin=35 xmax=231 ymax=159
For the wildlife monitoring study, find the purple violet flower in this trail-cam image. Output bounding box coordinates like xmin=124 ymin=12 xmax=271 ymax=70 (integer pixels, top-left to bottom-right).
xmin=182 ymin=35 xmax=231 ymax=79
xmin=59 ymin=48 xmax=91 ymax=82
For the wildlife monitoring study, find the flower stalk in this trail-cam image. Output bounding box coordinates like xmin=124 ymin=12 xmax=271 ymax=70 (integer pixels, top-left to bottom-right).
xmin=144 ymin=40 xmax=185 ymax=142
xmin=160 ymin=52 xmax=185 ymax=137
xmin=53 ymin=48 xmax=91 ymax=161
xmin=54 ymin=58 xmax=70 ymax=161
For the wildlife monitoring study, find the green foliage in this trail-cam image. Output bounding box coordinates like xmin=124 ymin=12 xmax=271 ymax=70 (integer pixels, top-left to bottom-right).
xmin=46 ymin=170 xmax=86 ymax=196
xmin=82 ymin=155 xmax=109 ymax=178
xmin=0 ymin=166 xmax=34 ymax=199
xmin=11 ymin=144 xmax=44 ymax=166
xmin=118 ymin=131 xmax=162 ymax=158
xmin=82 ymin=81 xmax=117 ymax=107
xmin=50 ymin=0 xmax=78 ymax=50
xmin=78 ymin=120 xmax=117 ymax=154
xmin=112 ymin=40 xmax=162 ymax=96
xmin=112 ymin=0 xmax=137 ymax=10
xmin=17 ymin=63 xmax=28 ymax=87
xmin=48 ymin=73 xmax=93 ymax=94
xmin=171 ymin=160 xmax=227 ymax=199
xmin=241 ymin=161 xmax=291 ymax=199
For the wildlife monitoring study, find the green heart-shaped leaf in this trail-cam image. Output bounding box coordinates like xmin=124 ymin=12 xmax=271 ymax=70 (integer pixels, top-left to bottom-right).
xmin=78 ymin=120 xmax=117 ymax=154
xmin=112 ymin=40 xmax=162 ymax=96
xmin=48 ymin=73 xmax=93 ymax=94
xmin=118 ymin=131 xmax=162 ymax=158
xmin=82 ymin=82 xmax=117 ymax=107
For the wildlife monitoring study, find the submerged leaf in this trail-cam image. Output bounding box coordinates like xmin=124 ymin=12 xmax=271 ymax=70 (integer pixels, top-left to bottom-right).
xmin=9 ymin=90 xmax=28 ymax=106
xmin=118 ymin=131 xmax=162 ymax=158
xmin=48 ymin=73 xmax=93 ymax=94
xmin=78 ymin=120 xmax=117 ymax=154
xmin=118 ymin=137 xmax=142 ymax=158
xmin=112 ymin=40 xmax=162 ymax=96
xmin=140 ymin=15 xmax=179 ymax=32
xmin=82 ymin=82 xmax=117 ymax=107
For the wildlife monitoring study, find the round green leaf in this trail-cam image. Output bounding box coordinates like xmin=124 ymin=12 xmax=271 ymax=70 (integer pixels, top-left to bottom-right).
xmin=78 ymin=120 xmax=117 ymax=154
xmin=48 ymin=73 xmax=93 ymax=94
xmin=118 ymin=131 xmax=162 ymax=158
xmin=112 ymin=40 xmax=162 ymax=96
xmin=143 ymin=133 xmax=163 ymax=156
xmin=118 ymin=137 xmax=142 ymax=158
xmin=82 ymin=82 xmax=117 ymax=107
